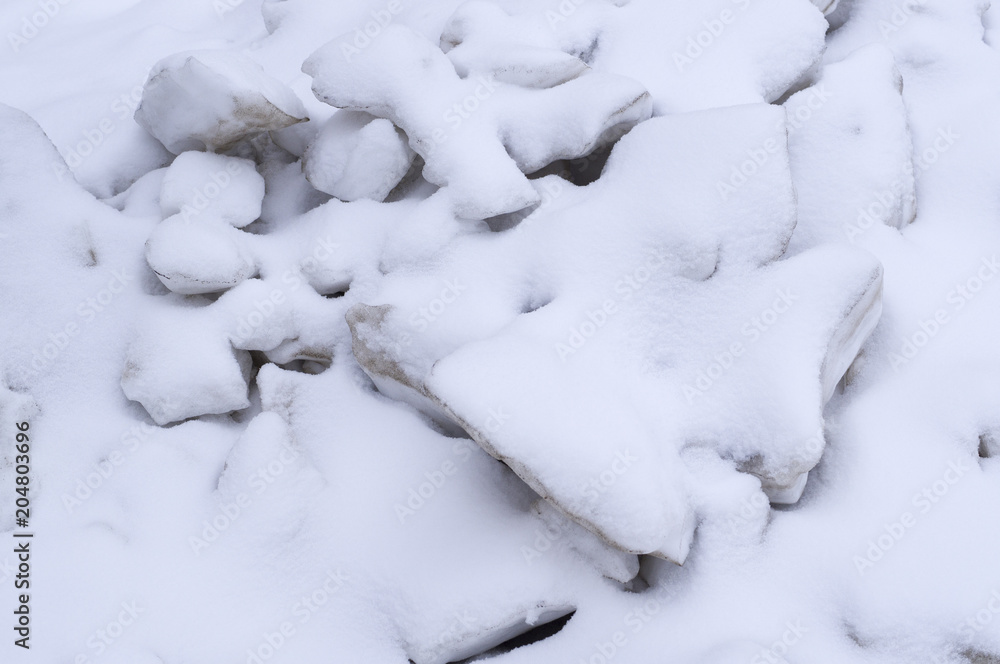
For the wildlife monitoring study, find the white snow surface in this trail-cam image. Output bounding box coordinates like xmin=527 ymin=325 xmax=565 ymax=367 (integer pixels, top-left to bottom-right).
xmin=2 ymin=0 xmax=1000 ymax=663
xmin=302 ymin=110 xmax=416 ymax=202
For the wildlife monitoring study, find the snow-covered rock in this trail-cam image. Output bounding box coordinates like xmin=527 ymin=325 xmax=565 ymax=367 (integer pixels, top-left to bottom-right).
xmin=135 ymin=50 xmax=308 ymax=153
xmin=303 ymin=24 xmax=651 ymax=219
xmin=121 ymin=307 xmax=252 ymax=425
xmin=346 ymin=103 xmax=884 ymax=563
xmin=785 ymin=44 xmax=917 ymax=252
xmin=440 ymin=1 xmax=589 ymax=88
xmin=434 ymin=0 xmax=828 ymax=115
xmin=160 ymin=152 xmax=265 ymax=227
xmin=303 ymin=111 xmax=415 ymax=202
xmin=144 ymin=215 xmax=256 ymax=294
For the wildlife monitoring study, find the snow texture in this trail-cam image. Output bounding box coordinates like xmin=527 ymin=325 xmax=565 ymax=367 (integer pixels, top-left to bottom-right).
xmin=4 ymin=0 xmax=1000 ymax=662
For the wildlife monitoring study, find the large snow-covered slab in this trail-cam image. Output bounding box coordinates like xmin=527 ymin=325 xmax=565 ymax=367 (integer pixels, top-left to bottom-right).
xmin=346 ymin=103 xmax=884 ymax=562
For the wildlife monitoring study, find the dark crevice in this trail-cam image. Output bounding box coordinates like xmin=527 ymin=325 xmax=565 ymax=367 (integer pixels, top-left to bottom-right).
xmin=520 ymin=294 xmax=552 ymax=315
xmin=572 ymin=35 xmax=601 ymax=65
xmin=313 ymin=278 xmax=352 ymax=299
xmin=979 ymin=432 xmax=996 ymax=460
xmin=275 ymin=358 xmax=330 ymax=375
xmin=321 ymin=287 xmax=349 ymax=299
xmin=484 ymin=203 xmax=540 ymax=232
xmin=450 ymin=611 xmax=575 ymax=663
xmin=965 ymin=649 xmax=1000 ymax=664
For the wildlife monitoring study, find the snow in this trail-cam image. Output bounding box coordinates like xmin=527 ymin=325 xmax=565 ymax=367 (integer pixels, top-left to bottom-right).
xmin=135 ymin=50 xmax=308 ymax=154
xmin=121 ymin=305 xmax=253 ymax=425
xmin=4 ymin=0 xmax=1000 ymax=662
xmin=302 ymin=111 xmax=415 ymax=202
xmin=303 ymin=23 xmax=652 ymax=218
xmin=144 ymin=215 xmax=257 ymax=294
xmin=785 ymin=43 xmax=917 ymax=253
xmin=159 ymin=152 xmax=266 ymax=227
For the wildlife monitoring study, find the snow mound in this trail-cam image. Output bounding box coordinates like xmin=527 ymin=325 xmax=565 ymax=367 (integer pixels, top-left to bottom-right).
xmin=593 ymin=0 xmax=828 ymax=113
xmin=144 ymin=215 xmax=256 ymax=294
xmin=302 ymin=24 xmax=652 ymax=219
xmin=121 ymin=307 xmax=252 ymax=425
xmin=160 ymin=152 xmax=266 ymax=227
xmin=135 ymin=50 xmax=308 ymax=154
xmin=440 ymin=1 xmax=589 ymax=88
xmin=303 ymin=111 xmax=415 ymax=202
xmin=346 ymin=103 xmax=884 ymax=563
xmin=785 ymin=44 xmax=917 ymax=252
xmin=446 ymin=0 xmax=827 ymax=115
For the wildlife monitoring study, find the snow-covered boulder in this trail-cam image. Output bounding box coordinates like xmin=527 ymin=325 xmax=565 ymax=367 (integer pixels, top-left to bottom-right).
xmin=785 ymin=44 xmax=917 ymax=252
xmin=346 ymin=104 xmax=884 ymax=563
xmin=303 ymin=111 xmax=415 ymax=202
xmin=121 ymin=308 xmax=252 ymax=425
xmin=160 ymin=152 xmax=265 ymax=227
xmin=135 ymin=50 xmax=308 ymax=153
xmin=440 ymin=1 xmax=589 ymax=88
xmin=145 ymin=215 xmax=256 ymax=294
xmin=303 ymin=24 xmax=651 ymax=219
